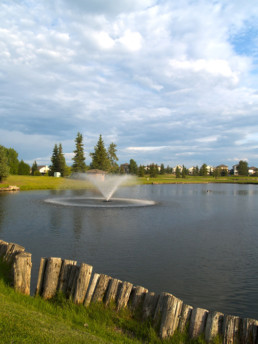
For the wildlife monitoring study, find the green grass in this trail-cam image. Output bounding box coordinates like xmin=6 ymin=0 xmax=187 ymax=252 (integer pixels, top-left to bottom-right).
xmin=0 ymin=260 xmax=220 ymax=344
xmin=1 ymin=174 xmax=258 ymax=192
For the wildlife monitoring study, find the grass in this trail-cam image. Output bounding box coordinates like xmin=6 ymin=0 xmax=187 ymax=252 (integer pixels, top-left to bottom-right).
xmin=1 ymin=174 xmax=258 ymax=192
xmin=0 ymin=260 xmax=221 ymax=344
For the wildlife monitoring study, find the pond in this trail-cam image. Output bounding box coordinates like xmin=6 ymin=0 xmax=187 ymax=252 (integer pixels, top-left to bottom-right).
xmin=1 ymin=183 xmax=258 ymax=319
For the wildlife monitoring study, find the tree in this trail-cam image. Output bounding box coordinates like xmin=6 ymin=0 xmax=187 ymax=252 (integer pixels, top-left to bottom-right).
xmin=72 ymin=132 xmax=86 ymax=173
xmin=18 ymin=160 xmax=30 ymax=175
xmin=49 ymin=144 xmax=59 ymax=176
xmin=237 ymin=160 xmax=249 ymax=176
xmin=160 ymin=163 xmax=165 ymax=175
xmin=50 ymin=144 xmax=67 ymax=176
xmin=5 ymin=147 xmax=19 ymax=174
xmin=199 ymin=163 xmax=208 ymax=176
xmin=129 ymin=159 xmax=138 ymax=175
xmin=0 ymin=146 xmax=9 ymax=182
xmin=182 ymin=165 xmax=188 ymax=178
xmin=175 ymin=166 xmax=181 ymax=178
xmin=108 ymin=142 xmax=119 ymax=173
xmin=57 ymin=144 xmax=67 ymax=177
xmin=149 ymin=164 xmax=158 ymax=178
xmin=213 ymin=167 xmax=221 ymax=178
xmin=90 ymin=135 xmax=110 ymax=171
xmin=138 ymin=165 xmax=145 ymax=177
xmin=31 ymin=161 xmax=38 ymax=175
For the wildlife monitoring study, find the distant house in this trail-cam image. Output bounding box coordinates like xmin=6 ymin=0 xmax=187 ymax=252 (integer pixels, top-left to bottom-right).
xmin=38 ymin=165 xmax=49 ymax=175
xmin=249 ymin=167 xmax=257 ymax=175
xmin=232 ymin=165 xmax=238 ymax=175
xmin=216 ymin=164 xmax=228 ymax=171
xmin=86 ymin=169 xmax=107 ymax=181
xmin=206 ymin=165 xmax=214 ymax=175
xmin=173 ymin=165 xmax=183 ymax=173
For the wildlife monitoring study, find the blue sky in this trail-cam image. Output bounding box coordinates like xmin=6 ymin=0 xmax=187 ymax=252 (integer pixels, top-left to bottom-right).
xmin=1 ymin=0 xmax=258 ymax=168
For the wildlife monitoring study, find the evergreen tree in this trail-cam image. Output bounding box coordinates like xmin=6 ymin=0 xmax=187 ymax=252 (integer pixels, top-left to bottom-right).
xmin=108 ymin=142 xmax=119 ymax=173
xmin=160 ymin=163 xmax=165 ymax=175
xmin=18 ymin=160 xmax=30 ymax=175
xmin=0 ymin=146 xmax=9 ymax=182
xmin=90 ymin=135 xmax=110 ymax=171
xmin=49 ymin=144 xmax=59 ymax=176
xmin=199 ymin=163 xmax=208 ymax=176
xmin=58 ymin=144 xmax=67 ymax=177
xmin=237 ymin=160 xmax=249 ymax=176
xmin=129 ymin=159 xmax=138 ymax=175
xmin=149 ymin=164 xmax=158 ymax=177
xmin=31 ymin=161 xmax=38 ymax=175
xmin=72 ymin=132 xmax=86 ymax=173
xmin=138 ymin=165 xmax=145 ymax=177
xmin=175 ymin=166 xmax=181 ymax=178
xmin=182 ymin=165 xmax=188 ymax=178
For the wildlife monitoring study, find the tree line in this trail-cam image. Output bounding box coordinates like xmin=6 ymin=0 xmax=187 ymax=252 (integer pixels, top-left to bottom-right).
xmin=0 ymin=133 xmax=255 ymax=183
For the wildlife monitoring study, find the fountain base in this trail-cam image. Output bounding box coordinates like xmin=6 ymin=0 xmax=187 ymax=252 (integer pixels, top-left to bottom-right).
xmin=45 ymin=197 xmax=155 ymax=208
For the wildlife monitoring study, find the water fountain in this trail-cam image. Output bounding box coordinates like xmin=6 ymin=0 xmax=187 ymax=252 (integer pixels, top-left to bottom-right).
xmin=45 ymin=172 xmax=155 ymax=208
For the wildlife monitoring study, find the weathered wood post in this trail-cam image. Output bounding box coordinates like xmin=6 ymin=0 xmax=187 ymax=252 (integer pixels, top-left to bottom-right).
xmin=223 ymin=315 xmax=243 ymax=344
xmin=84 ymin=273 xmax=100 ymax=307
xmin=104 ymin=278 xmax=122 ymax=306
xmin=142 ymin=292 xmax=159 ymax=320
xmin=35 ymin=257 xmax=47 ymax=296
xmin=41 ymin=257 xmax=62 ymax=299
xmin=243 ymin=318 xmax=258 ymax=344
xmin=58 ymin=259 xmax=77 ymax=295
xmin=0 ymin=240 xmax=8 ymax=257
xmin=189 ymin=307 xmax=209 ymax=339
xmin=178 ymin=304 xmax=193 ymax=333
xmin=4 ymin=243 xmax=25 ymax=263
xmin=129 ymin=285 xmax=148 ymax=312
xmin=73 ymin=263 xmax=93 ymax=304
xmin=91 ymin=274 xmax=111 ymax=303
xmin=116 ymin=281 xmax=133 ymax=311
xmin=12 ymin=251 xmax=32 ymax=295
xmin=205 ymin=311 xmax=224 ymax=343
xmin=159 ymin=294 xmax=183 ymax=339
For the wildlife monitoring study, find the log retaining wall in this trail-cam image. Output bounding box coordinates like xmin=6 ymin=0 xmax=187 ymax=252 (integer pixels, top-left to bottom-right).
xmin=1 ymin=238 xmax=258 ymax=343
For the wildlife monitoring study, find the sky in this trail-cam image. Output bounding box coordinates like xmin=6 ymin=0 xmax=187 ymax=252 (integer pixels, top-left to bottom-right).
xmin=1 ymin=0 xmax=258 ymax=168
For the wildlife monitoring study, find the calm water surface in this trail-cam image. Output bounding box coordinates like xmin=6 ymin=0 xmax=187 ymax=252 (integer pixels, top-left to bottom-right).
xmin=0 ymin=183 xmax=258 ymax=319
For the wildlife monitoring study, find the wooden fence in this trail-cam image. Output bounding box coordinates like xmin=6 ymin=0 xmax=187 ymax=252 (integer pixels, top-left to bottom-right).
xmin=1 ymin=239 xmax=258 ymax=343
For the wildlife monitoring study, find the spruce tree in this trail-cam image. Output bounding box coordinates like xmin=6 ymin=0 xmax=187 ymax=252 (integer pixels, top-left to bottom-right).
xmin=18 ymin=160 xmax=30 ymax=175
xmin=49 ymin=144 xmax=59 ymax=176
xmin=58 ymin=144 xmax=66 ymax=176
xmin=90 ymin=135 xmax=110 ymax=171
xmin=31 ymin=161 xmax=38 ymax=175
xmin=72 ymin=132 xmax=86 ymax=173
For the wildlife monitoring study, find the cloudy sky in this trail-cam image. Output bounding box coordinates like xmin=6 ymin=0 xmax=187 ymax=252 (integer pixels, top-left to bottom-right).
xmin=1 ymin=0 xmax=258 ymax=168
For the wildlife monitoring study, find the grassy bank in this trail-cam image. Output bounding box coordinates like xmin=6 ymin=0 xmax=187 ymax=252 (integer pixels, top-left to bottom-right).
xmin=1 ymin=174 xmax=258 ymax=192
xmin=0 ymin=260 xmax=214 ymax=344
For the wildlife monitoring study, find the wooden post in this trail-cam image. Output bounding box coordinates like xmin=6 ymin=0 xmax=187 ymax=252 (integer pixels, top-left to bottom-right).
xmin=4 ymin=243 xmax=25 ymax=263
xmin=159 ymin=294 xmax=183 ymax=339
xmin=243 ymin=318 xmax=258 ymax=344
xmin=129 ymin=285 xmax=148 ymax=311
xmin=189 ymin=307 xmax=209 ymax=338
xmin=223 ymin=315 xmax=243 ymax=344
xmin=205 ymin=311 xmax=224 ymax=343
xmin=41 ymin=257 xmax=62 ymax=299
xmin=178 ymin=304 xmax=193 ymax=333
xmin=91 ymin=274 xmax=111 ymax=303
xmin=73 ymin=263 xmax=93 ymax=304
xmin=153 ymin=292 xmax=171 ymax=325
xmin=104 ymin=278 xmax=122 ymax=306
xmin=0 ymin=240 xmax=8 ymax=257
xmin=12 ymin=251 xmax=32 ymax=295
xmin=58 ymin=259 xmax=77 ymax=295
xmin=116 ymin=281 xmax=133 ymax=311
xmin=84 ymin=273 xmax=100 ymax=307
xmin=35 ymin=257 xmax=47 ymax=296
xmin=142 ymin=292 xmax=159 ymax=320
